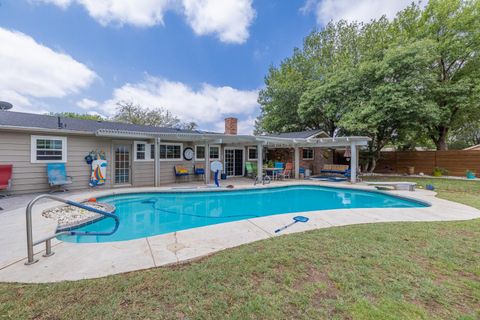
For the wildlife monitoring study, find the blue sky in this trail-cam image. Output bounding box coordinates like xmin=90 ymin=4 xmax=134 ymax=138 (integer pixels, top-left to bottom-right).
xmin=0 ymin=0 xmax=414 ymax=134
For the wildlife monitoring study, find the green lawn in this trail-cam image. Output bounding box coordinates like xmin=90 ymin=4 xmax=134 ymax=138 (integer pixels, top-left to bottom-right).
xmin=1 ymin=178 xmax=479 ymax=320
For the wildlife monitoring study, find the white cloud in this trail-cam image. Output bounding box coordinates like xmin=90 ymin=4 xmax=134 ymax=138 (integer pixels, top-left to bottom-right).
xmin=0 ymin=27 xmax=96 ymax=109
xmin=35 ymin=0 xmax=255 ymax=43
xmin=182 ymin=0 xmax=255 ymax=43
xmin=96 ymin=76 xmax=259 ymax=130
xmin=77 ymin=98 xmax=99 ymax=109
xmin=77 ymin=0 xmax=171 ymax=27
xmin=302 ymin=0 xmax=416 ymax=24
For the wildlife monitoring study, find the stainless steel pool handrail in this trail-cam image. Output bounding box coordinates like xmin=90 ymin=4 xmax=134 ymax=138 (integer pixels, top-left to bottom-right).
xmin=25 ymin=194 xmax=119 ymax=265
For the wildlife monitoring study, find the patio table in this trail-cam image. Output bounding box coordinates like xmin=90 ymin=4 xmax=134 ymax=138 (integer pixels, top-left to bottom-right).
xmin=264 ymin=168 xmax=283 ymax=180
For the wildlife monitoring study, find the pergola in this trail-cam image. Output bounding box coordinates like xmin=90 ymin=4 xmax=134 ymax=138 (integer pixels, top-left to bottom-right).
xmin=96 ymin=129 xmax=371 ymax=184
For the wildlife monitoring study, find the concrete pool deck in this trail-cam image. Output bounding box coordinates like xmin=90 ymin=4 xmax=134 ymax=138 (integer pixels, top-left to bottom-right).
xmin=0 ymin=179 xmax=479 ymax=283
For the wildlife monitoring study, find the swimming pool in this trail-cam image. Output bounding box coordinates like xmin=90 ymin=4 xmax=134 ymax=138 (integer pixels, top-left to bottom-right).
xmin=59 ymin=185 xmax=429 ymax=243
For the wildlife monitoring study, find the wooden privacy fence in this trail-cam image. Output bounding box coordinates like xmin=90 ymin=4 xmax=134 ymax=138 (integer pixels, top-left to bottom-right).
xmin=374 ymin=150 xmax=480 ymax=176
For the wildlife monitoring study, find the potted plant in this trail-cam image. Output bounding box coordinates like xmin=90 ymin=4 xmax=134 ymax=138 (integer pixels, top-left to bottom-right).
xmin=466 ymin=170 xmax=476 ymax=179
xmin=432 ymin=167 xmax=448 ymax=177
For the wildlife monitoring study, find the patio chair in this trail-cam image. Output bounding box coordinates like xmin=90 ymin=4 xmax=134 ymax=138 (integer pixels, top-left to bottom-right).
xmin=194 ymin=163 xmax=205 ymax=181
xmin=245 ymin=162 xmax=257 ymax=178
xmin=278 ymin=163 xmax=293 ymax=180
xmin=274 ymin=162 xmax=284 ymax=169
xmin=0 ymin=164 xmax=13 ymax=209
xmin=47 ymin=163 xmax=73 ymax=192
xmin=0 ymin=164 xmax=13 ymax=194
xmin=174 ymin=164 xmax=190 ymax=182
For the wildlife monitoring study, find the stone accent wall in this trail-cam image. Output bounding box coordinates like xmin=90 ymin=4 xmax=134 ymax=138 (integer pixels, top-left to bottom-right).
xmin=224 ymin=118 xmax=238 ymax=135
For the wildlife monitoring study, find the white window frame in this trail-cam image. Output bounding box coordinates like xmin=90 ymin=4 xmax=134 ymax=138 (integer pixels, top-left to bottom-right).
xmin=302 ymin=148 xmax=314 ymax=160
xmin=134 ymin=141 xmax=154 ymax=162
xmin=247 ymin=147 xmax=258 ymax=161
xmin=195 ymin=145 xmax=206 ymax=161
xmin=208 ymin=145 xmax=221 ymax=160
xmin=194 ymin=145 xmax=221 ymax=160
xmin=159 ymin=142 xmax=183 ymax=161
xmin=31 ymin=135 xmax=67 ymax=163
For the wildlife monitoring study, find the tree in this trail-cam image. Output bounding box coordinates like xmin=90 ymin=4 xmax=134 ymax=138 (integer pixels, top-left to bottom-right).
xmin=257 ymin=21 xmax=361 ymax=136
xmin=113 ymin=101 xmax=197 ymax=130
xmin=415 ymin=0 xmax=480 ymax=149
xmin=298 ymin=21 xmax=361 ymax=137
xmin=449 ymin=121 xmax=480 ymax=148
xmin=341 ymin=39 xmax=439 ymax=171
xmin=48 ymin=112 xmax=104 ymax=121
xmin=256 ymin=49 xmax=315 ymax=133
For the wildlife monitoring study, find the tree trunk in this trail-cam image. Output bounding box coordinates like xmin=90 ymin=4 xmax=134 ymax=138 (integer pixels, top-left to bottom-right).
xmin=367 ymin=157 xmax=377 ymax=173
xmin=434 ymin=126 xmax=449 ymax=150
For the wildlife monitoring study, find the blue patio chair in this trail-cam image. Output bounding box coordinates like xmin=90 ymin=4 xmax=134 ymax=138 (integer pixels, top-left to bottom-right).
xmin=47 ymin=163 xmax=73 ymax=192
xmin=174 ymin=164 xmax=190 ymax=182
xmin=194 ymin=164 xmax=205 ymax=181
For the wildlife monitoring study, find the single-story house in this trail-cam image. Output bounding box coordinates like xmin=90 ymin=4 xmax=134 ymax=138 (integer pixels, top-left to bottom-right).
xmin=0 ymin=111 xmax=370 ymax=194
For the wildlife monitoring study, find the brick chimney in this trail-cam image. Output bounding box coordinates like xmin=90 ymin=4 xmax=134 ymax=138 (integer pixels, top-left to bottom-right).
xmin=224 ymin=117 xmax=238 ymax=135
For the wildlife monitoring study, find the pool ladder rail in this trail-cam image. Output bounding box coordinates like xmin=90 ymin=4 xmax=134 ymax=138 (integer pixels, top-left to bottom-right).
xmin=25 ymin=194 xmax=119 ymax=265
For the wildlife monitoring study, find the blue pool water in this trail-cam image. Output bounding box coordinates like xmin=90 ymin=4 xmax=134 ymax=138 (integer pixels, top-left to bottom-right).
xmin=59 ymin=185 xmax=428 ymax=243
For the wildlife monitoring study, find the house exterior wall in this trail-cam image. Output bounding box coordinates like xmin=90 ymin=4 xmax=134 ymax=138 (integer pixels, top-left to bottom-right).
xmin=0 ymin=130 xmax=248 ymax=194
xmin=299 ymin=147 xmax=333 ymax=174
xmin=0 ymin=131 xmax=112 ymax=194
xmin=0 ymin=129 xmax=341 ymax=195
xmin=265 ymin=147 xmax=333 ymax=175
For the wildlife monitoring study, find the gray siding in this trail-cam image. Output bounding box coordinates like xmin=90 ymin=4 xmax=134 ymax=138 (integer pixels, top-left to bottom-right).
xmin=132 ymin=161 xmax=154 ymax=187
xmin=0 ymin=132 xmax=250 ymax=193
xmin=0 ymin=131 xmax=112 ymax=194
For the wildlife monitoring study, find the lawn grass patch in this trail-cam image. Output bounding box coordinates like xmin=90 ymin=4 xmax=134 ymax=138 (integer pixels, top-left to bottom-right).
xmin=1 ymin=177 xmax=479 ymax=319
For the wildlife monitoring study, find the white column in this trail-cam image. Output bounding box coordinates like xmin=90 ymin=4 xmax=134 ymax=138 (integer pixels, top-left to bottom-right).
xmin=154 ymin=138 xmax=160 ymax=187
xmin=350 ymin=142 xmax=357 ymax=183
xmin=257 ymin=143 xmax=263 ymax=179
xmin=204 ymin=143 xmax=210 ymax=184
xmin=294 ymin=147 xmax=300 ymax=179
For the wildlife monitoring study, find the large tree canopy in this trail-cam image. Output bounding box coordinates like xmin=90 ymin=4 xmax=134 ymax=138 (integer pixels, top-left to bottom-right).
xmin=256 ymin=0 xmax=480 ymax=170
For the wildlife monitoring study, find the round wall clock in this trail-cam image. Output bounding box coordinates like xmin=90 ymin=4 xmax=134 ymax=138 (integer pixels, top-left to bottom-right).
xmin=183 ymin=147 xmax=194 ymax=161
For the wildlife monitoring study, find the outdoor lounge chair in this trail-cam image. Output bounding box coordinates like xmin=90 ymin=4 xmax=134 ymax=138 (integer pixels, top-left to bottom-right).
xmin=274 ymin=162 xmax=284 ymax=170
xmin=245 ymin=161 xmax=257 ymax=178
xmin=194 ymin=164 xmax=205 ymax=180
xmin=278 ymin=163 xmax=293 ymax=180
xmin=0 ymin=164 xmax=13 ymax=209
xmin=0 ymin=164 xmax=13 ymax=194
xmin=47 ymin=163 xmax=73 ymax=192
xmin=174 ymin=165 xmax=190 ymax=182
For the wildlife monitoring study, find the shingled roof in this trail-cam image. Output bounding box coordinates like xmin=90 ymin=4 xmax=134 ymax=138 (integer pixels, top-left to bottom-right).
xmin=0 ymin=111 xmax=213 ymax=135
xmin=266 ymin=129 xmax=329 ymax=139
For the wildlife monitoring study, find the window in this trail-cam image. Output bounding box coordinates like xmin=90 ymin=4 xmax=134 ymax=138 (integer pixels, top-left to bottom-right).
xmin=136 ymin=143 xmax=146 ymax=160
xmin=134 ymin=141 xmax=154 ymax=161
xmin=209 ymin=145 xmax=220 ymax=159
xmin=195 ymin=145 xmax=205 ymax=160
xmin=159 ymin=143 xmax=182 ymax=160
xmin=302 ymin=148 xmax=314 ymax=160
xmin=31 ymin=135 xmax=67 ymax=163
xmin=247 ymin=147 xmax=257 ymax=160
xmin=150 ymin=144 xmax=155 ymax=160
xmin=194 ymin=145 xmax=220 ymax=160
